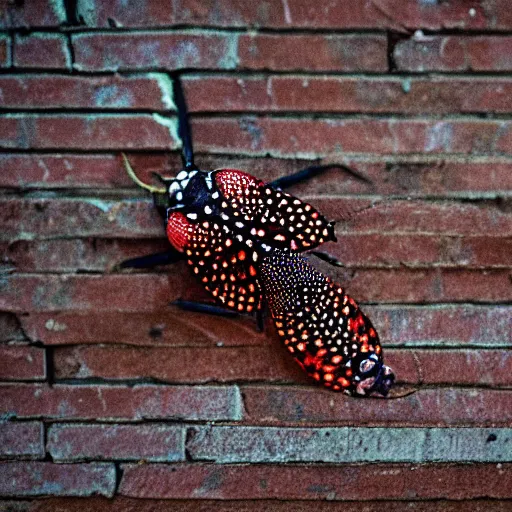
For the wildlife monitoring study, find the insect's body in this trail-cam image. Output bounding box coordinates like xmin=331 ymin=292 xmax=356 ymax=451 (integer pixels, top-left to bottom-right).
xmin=121 ymin=76 xmax=395 ymax=397
xmin=161 ymin=166 xmax=394 ymax=396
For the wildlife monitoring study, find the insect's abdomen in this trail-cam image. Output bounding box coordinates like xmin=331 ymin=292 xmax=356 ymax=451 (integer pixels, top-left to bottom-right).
xmin=260 ymin=249 xmax=389 ymax=395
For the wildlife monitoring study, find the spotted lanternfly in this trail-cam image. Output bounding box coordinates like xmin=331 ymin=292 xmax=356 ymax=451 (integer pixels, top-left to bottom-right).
xmin=120 ymin=76 xmax=395 ymax=397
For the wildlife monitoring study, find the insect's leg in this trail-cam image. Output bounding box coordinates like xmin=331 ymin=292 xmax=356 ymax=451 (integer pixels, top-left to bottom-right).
xmin=172 ymin=299 xmax=239 ymax=317
xmin=118 ymin=249 xmax=183 ymax=270
xmin=309 ymin=250 xmax=344 ymax=268
xmin=269 ymin=164 xmax=372 ymax=190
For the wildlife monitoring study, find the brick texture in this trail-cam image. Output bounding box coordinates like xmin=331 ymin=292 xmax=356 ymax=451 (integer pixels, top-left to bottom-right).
xmin=1 ymin=0 xmax=512 ymax=508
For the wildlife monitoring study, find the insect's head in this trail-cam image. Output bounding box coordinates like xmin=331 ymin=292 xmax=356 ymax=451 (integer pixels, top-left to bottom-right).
xmin=351 ymin=353 xmax=395 ymax=397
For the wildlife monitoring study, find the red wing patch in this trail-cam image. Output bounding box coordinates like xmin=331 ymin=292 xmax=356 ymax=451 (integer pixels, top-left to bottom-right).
xmin=167 ymin=211 xmax=263 ymax=313
xmin=260 ymin=249 xmax=382 ymax=393
xmin=214 ymin=169 xmax=336 ymax=252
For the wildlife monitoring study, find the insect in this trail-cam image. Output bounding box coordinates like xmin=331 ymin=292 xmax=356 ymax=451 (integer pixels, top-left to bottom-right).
xmin=120 ymin=76 xmax=395 ymax=397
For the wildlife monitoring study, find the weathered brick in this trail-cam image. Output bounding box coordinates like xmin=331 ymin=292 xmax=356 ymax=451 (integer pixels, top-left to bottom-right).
xmin=14 ymin=34 xmax=70 ymax=69
xmin=237 ymin=34 xmax=387 ymax=72
xmin=0 ymin=462 xmax=115 ymax=497
xmin=4 ymin=498 xmax=512 ymax=512
xmin=241 ymin=387 xmax=512 ymax=426
xmin=48 ymin=424 xmax=186 ymax=462
xmin=1 ymin=269 xmax=510 ymax=314
xmin=0 ymin=313 xmax=26 ymax=342
xmin=20 ymin=305 xmax=512 ymax=348
xmin=366 ymin=305 xmax=512 ymax=348
xmin=394 ymin=35 xmax=512 ymax=72
xmin=78 ymin=0 xmax=512 ymax=31
xmin=0 ymin=384 xmax=242 ymax=421
xmin=0 ymin=114 xmax=179 ymax=150
xmin=0 ymin=346 xmax=46 ymax=380
xmin=0 ymin=34 xmax=10 ymax=67
xmin=72 ymin=32 xmax=238 ymax=72
xmin=187 ymin=426 xmax=512 ymax=463
xmin=0 ymin=0 xmax=66 ymax=28
xmin=0 ymin=75 xmax=174 ymax=110
xmin=0 ymin=153 xmax=172 ymax=189
xmin=0 ymin=422 xmax=44 ymax=459
xmin=190 ymin=117 xmax=512 ymax=157
xmin=2 ymin=153 xmax=512 ymax=198
xmin=119 ymin=462 xmax=512 ymax=500
xmin=52 ymin=345 xmax=512 ymax=387
xmin=185 ymin=75 xmax=512 ymax=114
xmin=21 ymin=310 xmax=267 ymax=347
xmin=52 ymin=345 xmax=304 ymax=383
xmin=2 ymin=198 xmax=510 ymax=240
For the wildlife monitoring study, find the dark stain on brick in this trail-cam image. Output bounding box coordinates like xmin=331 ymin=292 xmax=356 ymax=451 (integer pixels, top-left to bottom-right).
xmin=487 ymin=433 xmax=497 ymax=443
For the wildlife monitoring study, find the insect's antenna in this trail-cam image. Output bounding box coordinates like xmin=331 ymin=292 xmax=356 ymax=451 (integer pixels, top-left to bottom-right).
xmin=172 ymin=75 xmax=196 ymax=170
xmin=122 ymin=153 xmax=166 ymax=194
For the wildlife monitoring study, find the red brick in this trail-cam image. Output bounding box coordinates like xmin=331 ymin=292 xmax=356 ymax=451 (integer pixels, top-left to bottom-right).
xmin=237 ymin=34 xmax=387 ymax=72
xmin=0 ymin=313 xmax=26 ymax=342
xmin=187 ymin=426 xmax=511 ymax=463
xmin=0 ymin=422 xmax=44 ymax=459
xmin=6 ymin=498 xmax=512 ymax=512
xmin=0 ymin=346 xmax=46 ymax=381
xmin=81 ymin=0 xmax=512 ymax=31
xmin=0 ymin=75 xmax=174 ymax=110
xmin=394 ymin=35 xmax=512 ymax=72
xmin=20 ymin=305 xmax=512 ymax=349
xmin=119 ymin=462 xmax=512 ymax=500
xmin=21 ymin=310 xmax=267 ymax=347
xmin=0 ymin=114 xmax=179 ymax=150
xmin=52 ymin=345 xmax=305 ymax=383
xmin=47 ymin=424 xmax=185 ymax=462
xmin=72 ymin=32 xmax=238 ymax=72
xmin=241 ymin=387 xmax=512 ymax=426
xmin=366 ymin=305 xmax=511 ymax=348
xmin=186 ymin=75 xmax=512 ymax=114
xmin=4 ymin=198 xmax=510 ymax=240
xmin=0 ymin=462 xmax=115 ymax=497
xmin=0 ymin=384 xmax=242 ymax=421
xmin=0 ymin=0 xmax=65 ymax=28
xmin=2 ymin=153 xmax=512 ymax=198
xmin=0 ymin=34 xmax=10 ymax=67
xmin=14 ymin=34 xmax=70 ymax=69
xmin=190 ymin=117 xmax=510 ymax=157
xmin=0 ymin=153 xmax=172 ymax=189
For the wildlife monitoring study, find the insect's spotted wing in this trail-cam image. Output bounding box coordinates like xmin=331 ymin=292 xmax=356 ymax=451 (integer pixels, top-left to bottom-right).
xmin=167 ymin=211 xmax=263 ymax=313
xmin=259 ymin=249 xmax=393 ymax=396
xmin=213 ymin=169 xmax=336 ymax=252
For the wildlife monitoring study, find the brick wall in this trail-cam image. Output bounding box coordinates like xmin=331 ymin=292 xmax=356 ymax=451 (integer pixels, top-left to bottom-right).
xmin=0 ymin=0 xmax=511 ymax=510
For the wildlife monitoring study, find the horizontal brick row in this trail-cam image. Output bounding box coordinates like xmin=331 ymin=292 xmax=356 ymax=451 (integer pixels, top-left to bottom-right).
xmin=394 ymin=35 xmax=512 ymax=72
xmin=1 ymin=384 xmax=509 ymax=426
xmin=5 ymin=234 xmax=511 ymax=272
xmin=52 ymin=345 xmax=512 ymax=387
xmin=187 ymin=426 xmax=512 ymax=463
xmin=2 ymin=268 xmax=511 ymax=312
xmin=20 ymin=305 xmax=512 ymax=347
xmin=8 ymin=75 xmax=512 ymax=114
xmin=0 ymin=462 xmax=115 ymax=497
xmin=3 ymin=498 xmax=512 ymax=512
xmin=0 ymin=422 xmax=44 ymax=459
xmin=0 ymin=384 xmax=242 ymax=421
xmin=0 ymin=0 xmax=65 ymax=28
xmin=4 ymin=115 xmax=512 ymax=155
xmin=2 ymin=153 xmax=512 ymax=198
xmin=3 ymin=198 xmax=510 ymax=239
xmin=47 ymin=424 xmax=185 ymax=462
xmin=75 ymin=0 xmax=511 ymax=31
xmin=0 ymin=75 xmax=174 ymax=111
xmin=0 ymin=346 xmax=46 ymax=381
xmin=242 ymin=387 xmax=512 ymax=426
xmin=71 ymin=32 xmax=386 ymax=72
xmin=119 ymin=462 xmax=512 ymax=500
